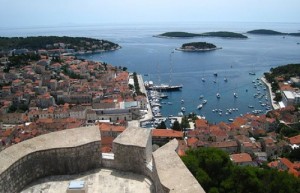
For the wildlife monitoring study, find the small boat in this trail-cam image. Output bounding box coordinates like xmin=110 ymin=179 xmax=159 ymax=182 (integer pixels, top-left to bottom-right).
xmin=248 ymin=105 xmax=254 ymax=108
xmin=197 ymin=104 xmax=203 ymax=109
xmin=201 ymin=78 xmax=205 ymax=82
xmin=181 ymin=99 xmax=184 ymax=104
xmin=167 ymin=102 xmax=173 ymax=105
xmin=228 ymin=118 xmax=234 ymax=122
xmin=233 ymin=93 xmax=238 ymax=98
xmin=249 ymin=72 xmax=256 ymax=75
xmin=156 ymin=92 xmax=168 ymax=99
xmin=178 ymin=112 xmax=184 ymax=117
xmin=144 ymin=74 xmax=149 ymax=76
xmin=213 ymin=80 xmax=217 ymax=83
xmin=202 ymin=100 xmax=207 ymax=104
xmin=199 ymin=95 xmax=204 ymax=99
xmin=224 ymin=77 xmax=228 ymax=82
xmin=214 ymin=72 xmax=218 ymax=76
xmin=181 ymin=107 xmax=186 ymax=112
xmin=216 ymin=93 xmax=220 ymax=98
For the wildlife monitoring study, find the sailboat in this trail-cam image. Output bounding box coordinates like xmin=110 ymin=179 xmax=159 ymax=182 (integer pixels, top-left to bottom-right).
xmin=249 ymin=64 xmax=256 ymax=75
xmin=216 ymin=83 xmax=220 ymax=99
xmin=146 ymin=56 xmax=182 ymax=91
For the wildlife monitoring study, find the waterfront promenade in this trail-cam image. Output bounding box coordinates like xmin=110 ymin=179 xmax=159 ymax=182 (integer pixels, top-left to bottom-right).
xmin=261 ymin=77 xmax=280 ymax=110
xmin=128 ymin=74 xmax=153 ymax=128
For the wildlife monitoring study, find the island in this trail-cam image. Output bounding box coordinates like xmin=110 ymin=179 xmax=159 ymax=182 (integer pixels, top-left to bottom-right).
xmin=247 ymin=29 xmax=300 ymax=37
xmin=200 ymin=31 xmax=248 ymax=38
xmin=176 ymin=42 xmax=221 ymax=52
xmin=0 ymin=36 xmax=120 ymax=54
xmin=155 ymin=31 xmax=248 ymax=39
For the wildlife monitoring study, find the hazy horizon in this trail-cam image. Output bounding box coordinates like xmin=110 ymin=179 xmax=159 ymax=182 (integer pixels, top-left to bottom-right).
xmin=1 ymin=0 xmax=300 ymax=28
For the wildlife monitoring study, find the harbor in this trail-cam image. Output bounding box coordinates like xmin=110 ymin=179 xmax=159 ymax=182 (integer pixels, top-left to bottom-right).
xmin=79 ymin=22 xmax=300 ymax=123
xmin=141 ymin=72 xmax=274 ymax=125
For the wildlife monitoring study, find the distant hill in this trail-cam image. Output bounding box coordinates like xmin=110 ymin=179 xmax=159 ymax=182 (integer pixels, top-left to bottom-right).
xmin=247 ymin=29 xmax=300 ymax=37
xmin=156 ymin=31 xmax=248 ymax=39
xmin=0 ymin=36 xmax=120 ymax=52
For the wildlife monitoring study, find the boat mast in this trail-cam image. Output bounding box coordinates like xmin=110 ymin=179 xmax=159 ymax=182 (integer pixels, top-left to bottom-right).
xmin=169 ymin=51 xmax=174 ymax=86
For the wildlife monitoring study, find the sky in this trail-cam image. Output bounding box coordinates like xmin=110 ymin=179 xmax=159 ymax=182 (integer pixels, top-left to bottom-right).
xmin=0 ymin=0 xmax=299 ymax=28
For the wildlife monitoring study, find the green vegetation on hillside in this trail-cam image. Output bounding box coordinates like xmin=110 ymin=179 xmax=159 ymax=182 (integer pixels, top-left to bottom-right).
xmin=0 ymin=36 xmax=119 ymax=52
xmin=182 ymin=147 xmax=300 ymax=193
xmin=157 ymin=31 xmax=248 ymax=38
xmin=201 ymin=31 xmax=248 ymax=38
xmin=157 ymin=32 xmax=199 ymax=37
xmin=247 ymin=29 xmax=285 ymax=35
xmin=248 ymin=29 xmax=300 ymax=37
xmin=265 ymin=63 xmax=300 ymax=83
xmin=264 ymin=63 xmax=300 ymax=101
xmin=180 ymin=42 xmax=217 ymax=50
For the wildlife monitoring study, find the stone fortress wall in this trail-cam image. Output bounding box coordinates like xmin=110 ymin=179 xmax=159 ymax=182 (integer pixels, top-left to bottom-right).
xmin=0 ymin=126 xmax=205 ymax=193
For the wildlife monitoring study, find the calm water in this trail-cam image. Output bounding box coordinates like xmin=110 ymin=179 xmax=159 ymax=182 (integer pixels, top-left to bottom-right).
xmin=2 ymin=22 xmax=300 ymax=123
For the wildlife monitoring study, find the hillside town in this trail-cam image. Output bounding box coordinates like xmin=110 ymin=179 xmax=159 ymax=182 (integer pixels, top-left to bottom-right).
xmin=0 ymin=42 xmax=300 ymax=179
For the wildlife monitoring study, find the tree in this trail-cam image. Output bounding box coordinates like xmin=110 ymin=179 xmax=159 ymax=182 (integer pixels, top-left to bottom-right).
xmin=181 ymin=147 xmax=300 ymax=193
xmin=156 ymin=121 xmax=167 ymax=129
xmin=172 ymin=120 xmax=181 ymax=131
xmin=274 ymin=92 xmax=282 ymax=102
xmin=181 ymin=116 xmax=190 ymax=129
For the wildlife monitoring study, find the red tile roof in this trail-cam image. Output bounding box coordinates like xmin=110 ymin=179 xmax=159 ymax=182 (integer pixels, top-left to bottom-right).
xmin=152 ymin=129 xmax=183 ymax=138
xmin=187 ymin=137 xmax=198 ymax=147
xmin=230 ymin=153 xmax=252 ymax=163
xmin=195 ymin=119 xmax=208 ymax=128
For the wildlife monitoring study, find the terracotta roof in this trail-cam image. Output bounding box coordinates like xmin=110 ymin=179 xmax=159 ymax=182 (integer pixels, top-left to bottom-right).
xmin=195 ymin=119 xmax=208 ymax=128
xmin=210 ymin=141 xmax=237 ymax=148
xmin=288 ymin=134 xmax=300 ymax=145
xmin=280 ymin=158 xmax=294 ymax=169
xmin=187 ymin=137 xmax=198 ymax=147
xmin=230 ymin=153 xmax=252 ymax=163
xmin=99 ymin=123 xmax=125 ymax=132
xmin=268 ymin=160 xmax=279 ymax=168
xmin=280 ymin=158 xmax=300 ymax=177
xmin=152 ymin=129 xmax=183 ymax=138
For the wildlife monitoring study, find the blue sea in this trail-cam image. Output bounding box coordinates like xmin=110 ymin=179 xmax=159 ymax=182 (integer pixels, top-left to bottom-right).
xmin=1 ymin=22 xmax=300 ymax=123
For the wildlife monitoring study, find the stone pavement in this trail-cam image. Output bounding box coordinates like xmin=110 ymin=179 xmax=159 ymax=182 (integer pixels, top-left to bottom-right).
xmin=261 ymin=77 xmax=280 ymax=110
xmin=21 ymin=169 xmax=153 ymax=193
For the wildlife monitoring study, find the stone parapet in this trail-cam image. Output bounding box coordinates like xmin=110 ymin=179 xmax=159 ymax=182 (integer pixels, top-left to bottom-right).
xmin=0 ymin=126 xmax=101 ymax=193
xmin=153 ymin=139 xmax=206 ymax=193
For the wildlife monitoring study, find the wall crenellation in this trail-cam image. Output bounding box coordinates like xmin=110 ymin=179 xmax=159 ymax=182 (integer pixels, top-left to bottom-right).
xmin=0 ymin=141 xmax=101 ymax=193
xmin=0 ymin=126 xmax=205 ymax=193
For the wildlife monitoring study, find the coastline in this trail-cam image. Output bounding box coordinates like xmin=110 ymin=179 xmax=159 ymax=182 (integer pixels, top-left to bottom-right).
xmin=260 ymin=76 xmax=280 ymax=110
xmin=153 ymin=35 xmax=195 ymax=39
xmin=74 ymin=46 xmax=122 ymax=55
xmin=175 ymin=47 xmax=222 ymax=52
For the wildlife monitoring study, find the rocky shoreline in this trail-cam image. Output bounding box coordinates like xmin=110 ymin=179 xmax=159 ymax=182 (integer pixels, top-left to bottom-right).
xmin=175 ymin=47 xmax=222 ymax=52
